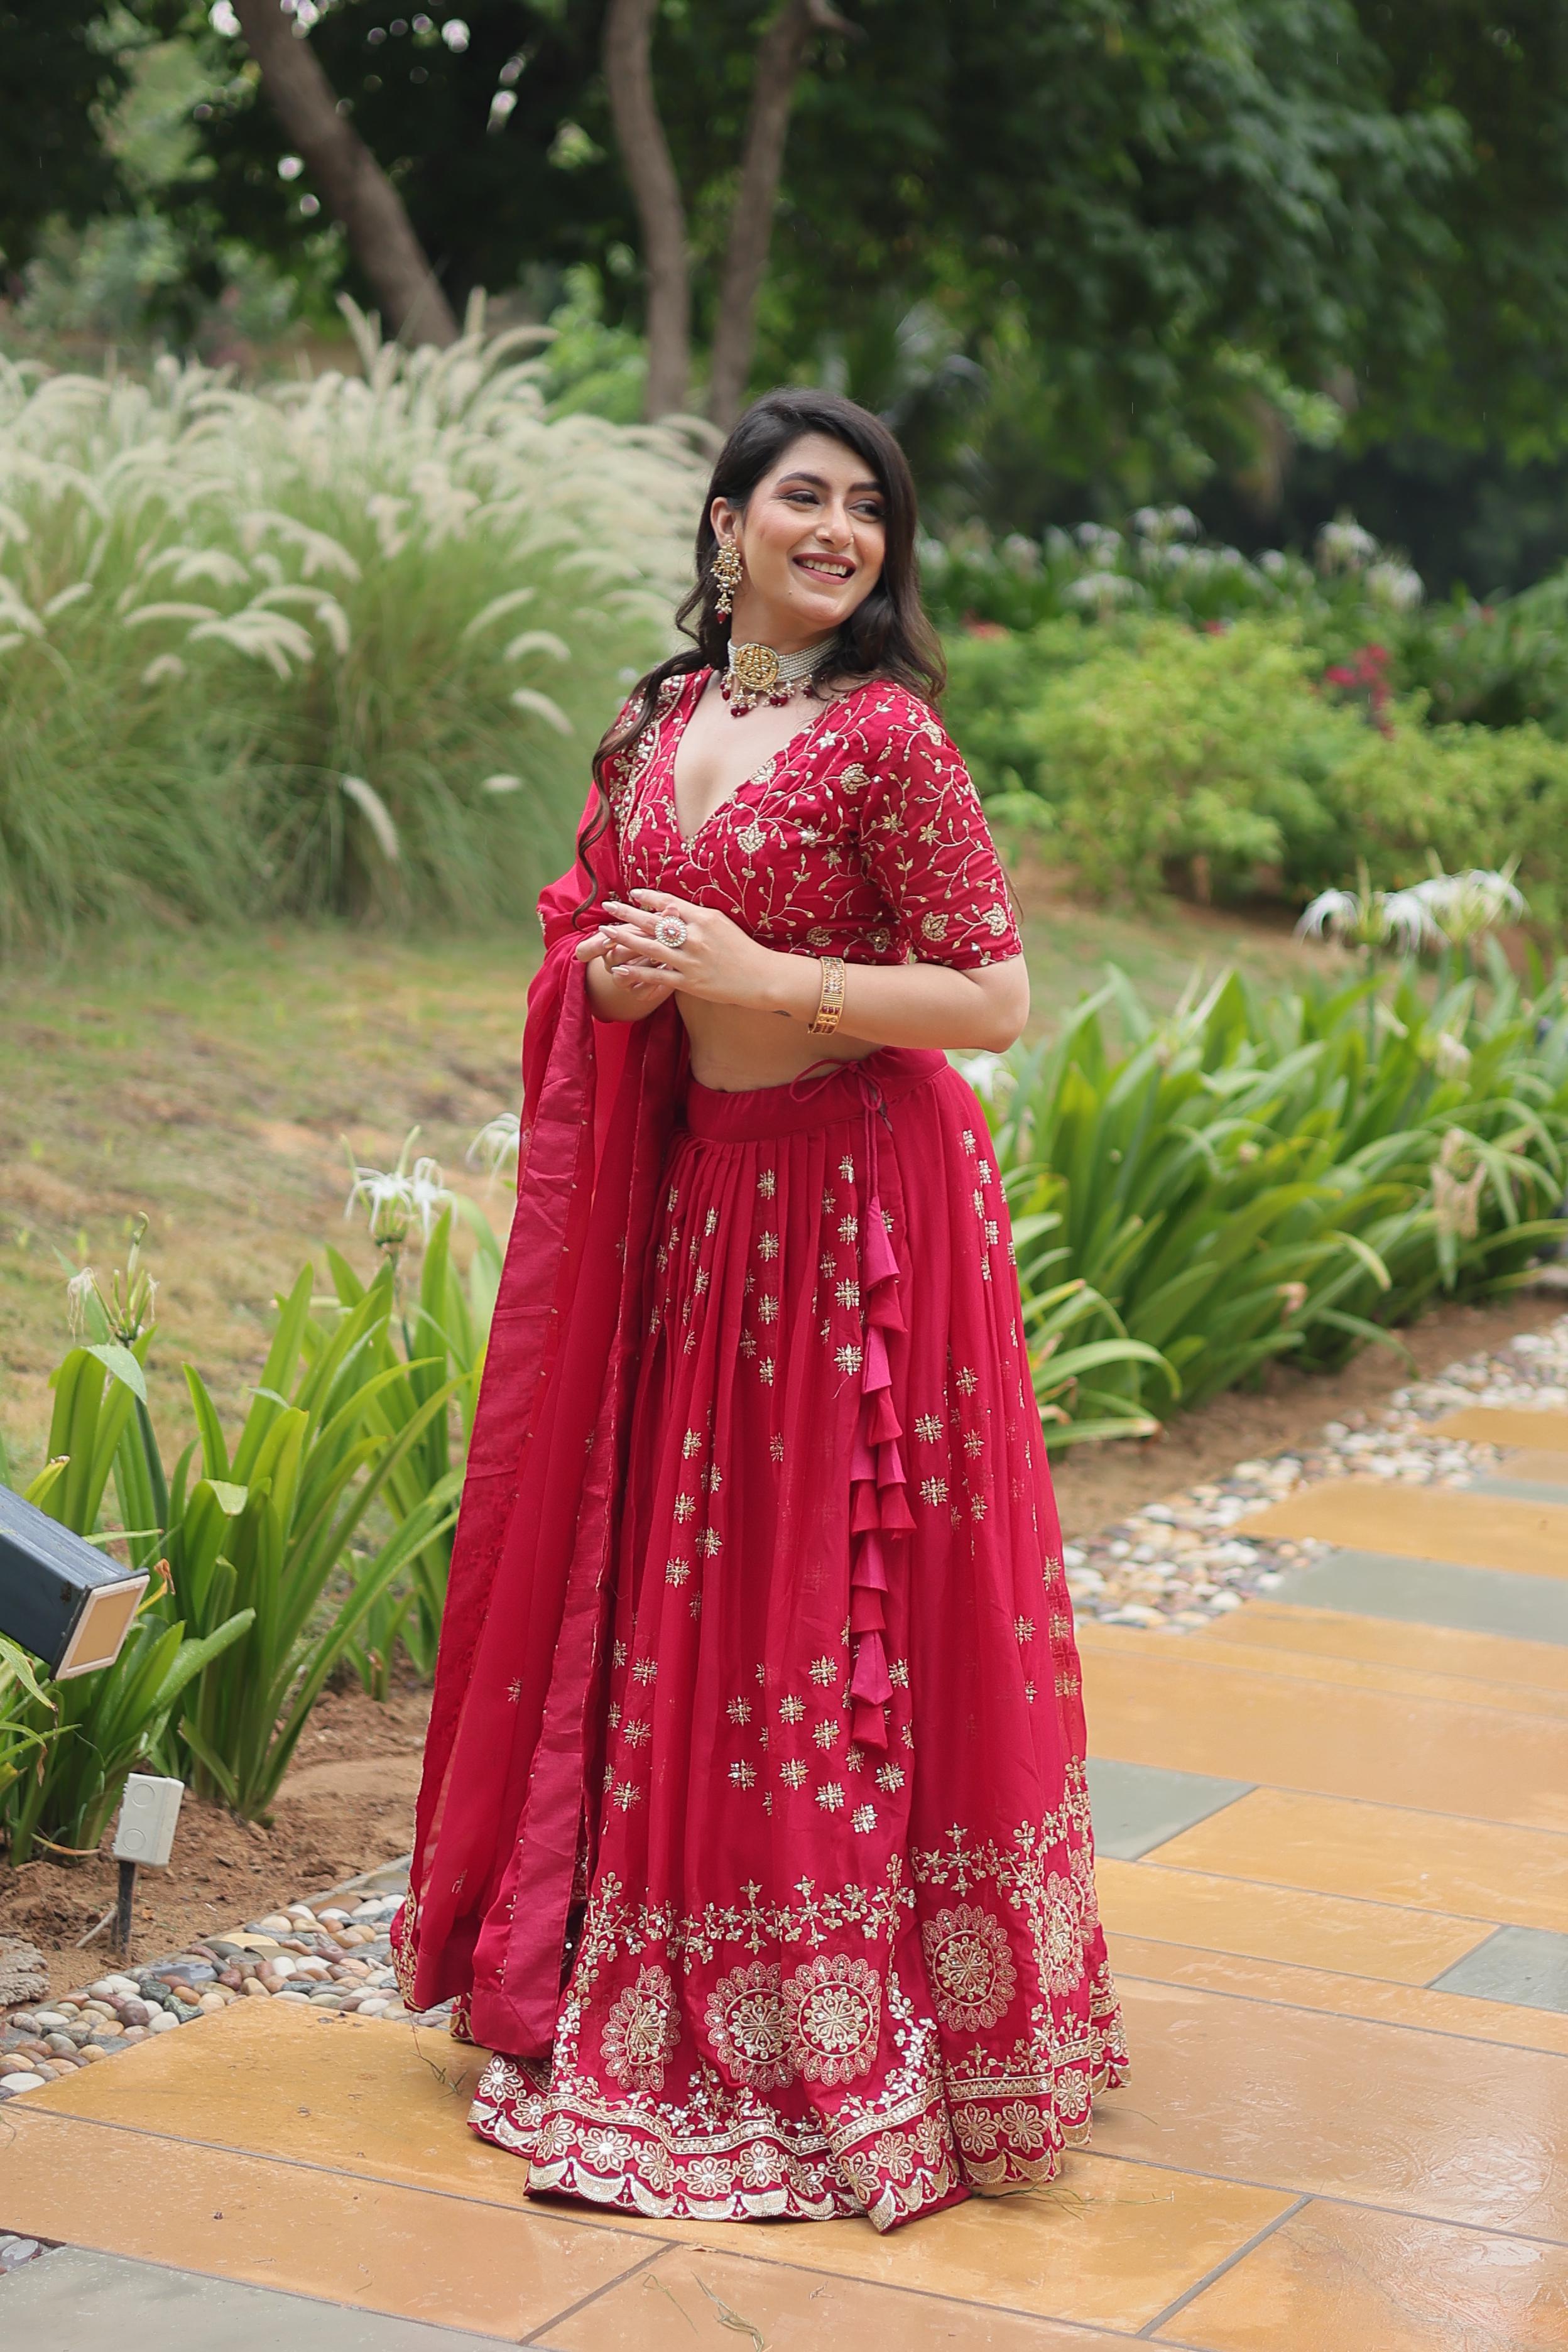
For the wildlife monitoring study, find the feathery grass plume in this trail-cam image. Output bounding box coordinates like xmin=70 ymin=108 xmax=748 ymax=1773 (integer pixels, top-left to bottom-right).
xmin=0 ymin=312 xmax=708 ymax=947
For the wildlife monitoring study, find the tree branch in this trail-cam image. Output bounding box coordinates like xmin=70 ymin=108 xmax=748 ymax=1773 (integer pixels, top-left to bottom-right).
xmin=604 ymin=0 xmax=692 ymax=419
xmin=707 ymin=0 xmax=851 ymax=427
xmin=232 ymin=0 xmax=457 ymax=348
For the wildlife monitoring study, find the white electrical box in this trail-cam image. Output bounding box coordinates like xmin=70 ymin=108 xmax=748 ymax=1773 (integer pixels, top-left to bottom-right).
xmin=112 ymin=1774 xmax=185 ymax=1868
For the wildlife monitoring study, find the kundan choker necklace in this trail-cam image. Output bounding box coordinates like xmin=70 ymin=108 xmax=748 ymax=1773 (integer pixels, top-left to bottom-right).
xmin=721 ymin=633 xmax=839 ymax=717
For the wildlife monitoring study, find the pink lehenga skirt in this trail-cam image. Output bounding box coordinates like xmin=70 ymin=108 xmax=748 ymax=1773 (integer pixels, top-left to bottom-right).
xmin=467 ymin=1045 xmax=1127 ymax=2230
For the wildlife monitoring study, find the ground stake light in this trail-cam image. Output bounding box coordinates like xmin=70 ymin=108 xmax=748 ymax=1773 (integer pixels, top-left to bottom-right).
xmin=111 ymin=1775 xmax=186 ymax=1954
xmin=0 ymin=1485 xmax=148 ymax=1677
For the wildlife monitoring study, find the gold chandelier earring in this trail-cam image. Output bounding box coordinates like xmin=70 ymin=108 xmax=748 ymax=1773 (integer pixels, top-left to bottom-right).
xmin=711 ymin=540 xmax=743 ymax=621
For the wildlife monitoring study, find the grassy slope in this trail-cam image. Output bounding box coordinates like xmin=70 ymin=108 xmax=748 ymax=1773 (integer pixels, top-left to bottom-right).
xmin=0 ymin=882 xmax=1330 ymax=1479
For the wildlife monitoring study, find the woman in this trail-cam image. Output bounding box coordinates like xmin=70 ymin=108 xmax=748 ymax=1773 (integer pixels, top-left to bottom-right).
xmin=393 ymin=389 xmax=1127 ymax=2232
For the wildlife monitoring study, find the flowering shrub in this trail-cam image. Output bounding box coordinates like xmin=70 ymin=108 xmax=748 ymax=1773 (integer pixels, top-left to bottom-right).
xmin=947 ymin=612 xmax=1568 ymax=922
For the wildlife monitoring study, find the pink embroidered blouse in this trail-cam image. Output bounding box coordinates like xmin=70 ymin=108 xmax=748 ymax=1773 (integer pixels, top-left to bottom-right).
xmin=604 ymin=670 xmax=1023 ymax=969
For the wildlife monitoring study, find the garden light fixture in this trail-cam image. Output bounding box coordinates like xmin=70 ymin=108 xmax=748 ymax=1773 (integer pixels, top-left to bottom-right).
xmin=0 ymin=1485 xmax=147 ymax=1680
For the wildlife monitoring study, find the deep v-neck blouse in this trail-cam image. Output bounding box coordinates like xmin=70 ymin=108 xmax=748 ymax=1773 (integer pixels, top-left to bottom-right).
xmin=602 ymin=669 xmax=1023 ymax=969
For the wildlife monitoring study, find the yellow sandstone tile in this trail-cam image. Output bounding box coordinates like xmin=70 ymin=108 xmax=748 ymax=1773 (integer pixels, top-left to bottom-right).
xmin=1085 ymin=1620 xmax=1568 ymax=1723
xmin=21 ymin=2000 xmax=1287 ymax=2332
xmin=0 ymin=2106 xmax=646 ymax=2338
xmin=1107 ymin=1934 xmax=1568 ymax=2060
xmin=1079 ymin=1638 xmax=1568 ymax=1832
xmin=1095 ymin=1979 xmax=1568 ymax=2241
xmin=1095 ymin=1856 xmax=1492 ymax=1983
xmin=1236 ymin=1481 xmax=1568 ymax=1577
xmin=1418 ymin=1407 xmax=1568 ymax=1453
xmin=1191 ymin=1602 xmax=1568 ymax=1699
xmin=545 ymin=2245 xmax=1145 ymax=2351
xmin=638 ymin=2152 xmax=1293 ymax=2334
xmin=19 ymin=2000 xmax=526 ymax=2207
xmin=1158 ymin=2197 xmax=1568 ymax=2350
xmin=1151 ymin=1786 xmax=1568 ymax=1932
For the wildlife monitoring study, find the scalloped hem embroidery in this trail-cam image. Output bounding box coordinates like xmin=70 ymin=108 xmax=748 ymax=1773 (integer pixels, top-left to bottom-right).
xmin=466 ymin=2037 xmax=1129 ymax=2233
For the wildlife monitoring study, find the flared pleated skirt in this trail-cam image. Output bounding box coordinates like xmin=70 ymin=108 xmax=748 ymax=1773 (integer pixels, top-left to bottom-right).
xmin=468 ymin=1046 xmax=1128 ymax=2230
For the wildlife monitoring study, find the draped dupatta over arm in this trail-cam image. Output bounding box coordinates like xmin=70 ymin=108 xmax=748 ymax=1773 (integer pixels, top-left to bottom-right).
xmin=393 ymin=791 xmax=687 ymax=2055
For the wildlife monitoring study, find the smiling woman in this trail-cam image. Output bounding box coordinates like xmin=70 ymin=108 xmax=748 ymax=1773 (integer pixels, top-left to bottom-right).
xmin=391 ymin=388 xmax=1128 ymax=2232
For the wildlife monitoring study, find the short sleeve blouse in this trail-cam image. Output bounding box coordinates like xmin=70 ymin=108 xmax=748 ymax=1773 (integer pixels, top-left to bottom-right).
xmin=604 ymin=672 xmax=1023 ymax=969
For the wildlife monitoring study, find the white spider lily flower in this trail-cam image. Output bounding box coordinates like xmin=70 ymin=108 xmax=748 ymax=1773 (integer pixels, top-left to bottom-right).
xmin=1381 ymin=887 xmax=1446 ymax=954
xmin=1415 ymin=867 xmax=1527 ymax=945
xmin=66 ymin=1265 xmax=99 ymax=1338
xmin=468 ymin=1111 xmax=521 ymax=1180
xmin=1294 ymin=888 xmax=1361 ymax=943
xmin=1131 ymin=504 xmax=1198 ymax=543
xmin=1065 ymin=570 xmax=1140 ymax=609
xmin=1295 ymin=883 xmax=1442 ymax=953
xmin=1366 ymin=560 xmax=1424 ymax=611
xmin=1316 ymin=518 xmax=1379 ymax=572
xmin=344 ymin=1128 xmax=453 ymax=1253
xmin=65 ymin=1213 xmax=158 ymax=1341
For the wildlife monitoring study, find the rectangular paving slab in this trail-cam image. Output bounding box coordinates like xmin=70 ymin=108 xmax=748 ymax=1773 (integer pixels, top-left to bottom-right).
xmin=1418 ymin=1406 xmax=1568 ymax=1451
xmin=1150 ymin=2197 xmax=1568 ymax=2349
xmin=1086 ymin=1758 xmax=1252 ymax=1859
xmin=1239 ymin=1481 xmax=1568 ymax=1577
xmin=0 ymin=2246 xmax=504 ymax=2352
xmin=1265 ymin=1549 xmax=1568 ymax=1645
xmin=1430 ymin=1924 xmax=1568 ymax=2014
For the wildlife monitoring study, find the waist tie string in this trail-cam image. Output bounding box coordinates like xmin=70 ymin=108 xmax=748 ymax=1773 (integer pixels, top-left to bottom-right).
xmin=788 ymin=1057 xmax=910 ymax=1753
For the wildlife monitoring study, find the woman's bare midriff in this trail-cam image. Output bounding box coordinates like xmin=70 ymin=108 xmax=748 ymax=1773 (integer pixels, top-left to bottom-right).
xmin=677 ymin=993 xmax=879 ymax=1092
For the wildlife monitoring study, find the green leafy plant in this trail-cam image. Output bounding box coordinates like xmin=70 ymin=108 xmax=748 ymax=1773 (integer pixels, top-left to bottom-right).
xmin=0 ymin=1355 xmax=254 ymax=1865
xmin=166 ymin=1262 xmax=462 ymax=1817
xmin=980 ymin=961 xmax=1568 ymax=1424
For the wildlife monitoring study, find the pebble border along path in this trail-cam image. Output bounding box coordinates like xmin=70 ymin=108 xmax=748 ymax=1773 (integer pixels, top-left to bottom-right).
xmin=0 ymin=1874 xmax=450 ymax=2111
xmin=1 ymin=1310 xmax=1564 ymax=2147
xmin=1063 ymin=1308 xmax=1568 ymax=1630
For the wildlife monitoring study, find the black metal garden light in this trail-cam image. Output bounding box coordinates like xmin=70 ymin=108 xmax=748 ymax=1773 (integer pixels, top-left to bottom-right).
xmin=0 ymin=1484 xmax=148 ymax=1679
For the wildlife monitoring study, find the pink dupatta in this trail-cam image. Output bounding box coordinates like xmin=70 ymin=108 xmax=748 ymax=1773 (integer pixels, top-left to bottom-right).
xmin=393 ymin=790 xmax=686 ymax=2054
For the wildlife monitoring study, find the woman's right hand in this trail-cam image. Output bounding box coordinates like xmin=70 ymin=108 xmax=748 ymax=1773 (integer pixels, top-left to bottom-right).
xmin=574 ymin=924 xmax=682 ymax=1022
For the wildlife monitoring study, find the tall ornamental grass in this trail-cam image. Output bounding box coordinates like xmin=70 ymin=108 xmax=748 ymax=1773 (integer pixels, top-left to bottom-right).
xmin=0 ymin=305 xmax=707 ymax=948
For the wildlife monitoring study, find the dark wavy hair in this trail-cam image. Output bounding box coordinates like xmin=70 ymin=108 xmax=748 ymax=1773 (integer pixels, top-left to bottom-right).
xmin=570 ymin=389 xmax=944 ymax=923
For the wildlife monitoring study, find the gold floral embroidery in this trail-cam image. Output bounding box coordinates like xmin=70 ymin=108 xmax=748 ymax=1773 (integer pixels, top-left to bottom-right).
xmin=599 ymin=1964 xmax=681 ymax=2091
xmin=783 ymin=1952 xmax=882 ymax=2084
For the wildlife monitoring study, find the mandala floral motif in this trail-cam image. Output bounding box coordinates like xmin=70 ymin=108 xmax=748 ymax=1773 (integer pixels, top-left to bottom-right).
xmin=704 ymin=1961 xmax=793 ymax=2089
xmin=783 ymin=1951 xmax=882 ymax=2084
xmin=920 ymin=1902 xmax=1018 ymax=2032
xmin=952 ymin=2102 xmax=1001 ymax=2157
xmin=599 ymin=1964 xmax=681 ymax=2091
xmin=1042 ymin=1871 xmax=1088 ymax=1995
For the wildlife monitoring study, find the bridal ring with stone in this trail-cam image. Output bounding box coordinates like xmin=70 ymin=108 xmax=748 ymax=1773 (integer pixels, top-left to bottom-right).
xmin=654 ymin=913 xmax=689 ymax=952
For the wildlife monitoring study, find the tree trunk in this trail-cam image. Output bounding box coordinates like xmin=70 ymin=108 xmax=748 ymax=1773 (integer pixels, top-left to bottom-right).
xmin=604 ymin=0 xmax=692 ymax=418
xmin=232 ymin=0 xmax=457 ymax=348
xmin=707 ymin=0 xmax=844 ymax=428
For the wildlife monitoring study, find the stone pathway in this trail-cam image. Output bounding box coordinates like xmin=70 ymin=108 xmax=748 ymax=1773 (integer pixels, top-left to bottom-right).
xmin=1065 ymin=1311 xmax=1568 ymax=1625
xmin=3 ymin=1322 xmax=1568 ymax=2345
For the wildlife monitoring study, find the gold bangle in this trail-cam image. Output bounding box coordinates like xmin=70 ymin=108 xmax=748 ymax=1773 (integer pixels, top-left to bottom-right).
xmin=807 ymin=955 xmax=846 ymax=1036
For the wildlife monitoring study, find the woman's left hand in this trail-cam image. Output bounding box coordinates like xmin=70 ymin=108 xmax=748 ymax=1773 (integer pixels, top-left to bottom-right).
xmin=597 ymin=890 xmax=781 ymax=1011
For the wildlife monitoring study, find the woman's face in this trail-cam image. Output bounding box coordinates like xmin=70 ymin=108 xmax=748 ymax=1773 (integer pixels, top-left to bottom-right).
xmin=712 ymin=432 xmax=888 ymax=649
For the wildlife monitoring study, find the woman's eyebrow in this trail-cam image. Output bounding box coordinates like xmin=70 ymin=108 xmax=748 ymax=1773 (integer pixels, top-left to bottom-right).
xmin=775 ymin=471 xmax=885 ymax=496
